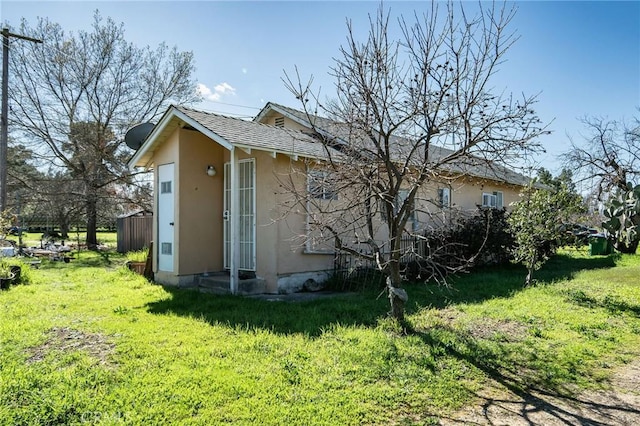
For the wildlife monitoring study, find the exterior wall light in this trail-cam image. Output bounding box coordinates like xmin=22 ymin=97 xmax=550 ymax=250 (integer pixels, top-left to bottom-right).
xmin=206 ymin=165 xmax=217 ymax=177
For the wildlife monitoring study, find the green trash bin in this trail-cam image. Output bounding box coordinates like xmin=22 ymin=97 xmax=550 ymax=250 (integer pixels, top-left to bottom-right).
xmin=589 ymin=235 xmax=611 ymax=255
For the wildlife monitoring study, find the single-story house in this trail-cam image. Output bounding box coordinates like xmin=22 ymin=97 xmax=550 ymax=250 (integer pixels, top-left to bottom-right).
xmin=127 ymin=102 xmax=533 ymax=294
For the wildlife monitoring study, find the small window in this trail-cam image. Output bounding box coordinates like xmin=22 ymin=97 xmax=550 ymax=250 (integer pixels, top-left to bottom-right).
xmin=482 ymin=191 xmax=503 ymax=208
xmin=308 ymin=171 xmax=337 ymax=200
xmin=494 ymin=191 xmax=503 ymax=209
xmin=160 ymin=181 xmax=172 ymax=194
xmin=482 ymin=193 xmax=496 ymax=208
xmin=274 ymin=116 xmax=285 ymax=128
xmin=438 ymin=188 xmax=451 ymax=208
xmin=397 ymin=189 xmax=415 ymax=221
xmin=161 ymin=242 xmax=172 ymax=255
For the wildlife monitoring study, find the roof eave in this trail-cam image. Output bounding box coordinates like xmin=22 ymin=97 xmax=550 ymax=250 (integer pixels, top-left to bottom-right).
xmin=127 ymin=106 xmax=178 ymax=170
xmin=127 ymin=106 xmax=237 ymax=171
xmin=252 ymin=102 xmax=274 ymax=123
xmin=173 ymin=108 xmax=233 ymax=151
xmin=254 ymin=102 xmax=311 ymax=129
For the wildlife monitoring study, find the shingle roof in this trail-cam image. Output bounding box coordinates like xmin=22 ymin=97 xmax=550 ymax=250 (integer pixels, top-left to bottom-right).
xmin=130 ymin=102 xmax=534 ymax=188
xmin=256 ymin=102 xmax=534 ymax=187
xmin=176 ymin=106 xmax=341 ymax=160
xmin=128 ymin=105 xmax=342 ymax=169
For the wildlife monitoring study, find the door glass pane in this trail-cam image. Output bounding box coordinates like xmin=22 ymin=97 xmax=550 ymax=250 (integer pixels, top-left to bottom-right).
xmin=160 ymin=181 xmax=172 ymax=194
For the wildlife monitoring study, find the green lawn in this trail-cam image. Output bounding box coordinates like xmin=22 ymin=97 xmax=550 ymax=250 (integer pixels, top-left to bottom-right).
xmin=1 ymin=249 xmax=639 ymax=425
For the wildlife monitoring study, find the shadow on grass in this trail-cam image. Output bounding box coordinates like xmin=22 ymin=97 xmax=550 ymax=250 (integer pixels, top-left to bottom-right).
xmin=145 ymin=252 xmax=620 ymax=335
xmin=404 ymin=253 xmax=618 ymax=312
xmin=413 ymin=323 xmax=640 ymax=425
xmin=143 ymin=253 xmax=639 ymax=422
xmin=145 ymin=287 xmax=390 ymax=336
xmin=535 ymin=252 xmax=619 ymax=283
xmin=566 ymin=288 xmax=640 ymax=318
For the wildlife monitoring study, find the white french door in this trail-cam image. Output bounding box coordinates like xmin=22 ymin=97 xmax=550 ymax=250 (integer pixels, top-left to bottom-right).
xmin=223 ymin=159 xmax=256 ymax=271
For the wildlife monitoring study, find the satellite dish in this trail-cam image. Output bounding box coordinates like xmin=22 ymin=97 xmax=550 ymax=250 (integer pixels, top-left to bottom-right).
xmin=124 ymin=122 xmax=155 ymax=150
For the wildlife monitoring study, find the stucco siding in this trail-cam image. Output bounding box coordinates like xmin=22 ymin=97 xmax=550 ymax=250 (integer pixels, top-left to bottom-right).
xmin=141 ymin=105 xmax=529 ymax=294
xmin=273 ymin=157 xmax=335 ymax=280
xmin=451 ymin=177 xmax=521 ymax=211
xmin=177 ymin=129 xmax=225 ymax=275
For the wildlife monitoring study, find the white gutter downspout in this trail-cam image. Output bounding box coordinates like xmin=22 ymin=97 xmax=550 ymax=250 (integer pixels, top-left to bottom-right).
xmin=229 ymin=146 xmax=239 ymax=295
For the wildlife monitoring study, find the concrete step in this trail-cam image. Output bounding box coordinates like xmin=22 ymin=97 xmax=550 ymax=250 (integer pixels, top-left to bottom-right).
xmin=197 ymin=274 xmax=266 ymax=295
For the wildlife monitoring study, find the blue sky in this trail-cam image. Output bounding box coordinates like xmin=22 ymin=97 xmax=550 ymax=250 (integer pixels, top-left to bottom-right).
xmin=2 ymin=1 xmax=639 ymax=175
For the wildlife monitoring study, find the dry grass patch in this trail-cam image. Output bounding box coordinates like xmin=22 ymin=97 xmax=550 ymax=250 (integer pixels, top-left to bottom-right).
xmin=431 ymin=307 xmax=529 ymax=342
xmin=26 ymin=326 xmax=116 ymax=367
xmin=465 ymin=317 xmax=529 ymax=342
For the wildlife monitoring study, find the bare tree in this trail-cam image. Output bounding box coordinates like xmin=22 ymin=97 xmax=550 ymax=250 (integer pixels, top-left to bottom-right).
xmin=283 ymin=2 xmax=547 ymax=320
xmin=565 ymin=115 xmax=640 ymax=198
xmin=565 ymin=115 xmax=640 ymax=253
xmin=7 ymin=12 xmax=199 ymax=249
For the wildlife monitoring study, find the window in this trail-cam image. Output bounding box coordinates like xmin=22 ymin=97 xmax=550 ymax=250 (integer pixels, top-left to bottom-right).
xmin=160 ymin=181 xmax=172 ymax=194
xmin=161 ymin=242 xmax=172 ymax=255
xmin=397 ymin=189 xmax=415 ymax=221
xmin=438 ymin=188 xmax=451 ymax=208
xmin=380 ymin=190 xmax=416 ymax=221
xmin=308 ymin=171 xmax=337 ymax=200
xmin=482 ymin=191 xmax=503 ymax=208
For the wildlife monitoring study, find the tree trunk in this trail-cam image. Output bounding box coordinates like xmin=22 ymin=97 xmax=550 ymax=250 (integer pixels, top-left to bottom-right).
xmin=85 ymin=195 xmax=98 ymax=250
xmin=386 ymin=263 xmax=408 ymax=321
xmin=525 ymin=267 xmax=533 ymax=287
xmin=59 ymin=217 xmax=70 ymax=240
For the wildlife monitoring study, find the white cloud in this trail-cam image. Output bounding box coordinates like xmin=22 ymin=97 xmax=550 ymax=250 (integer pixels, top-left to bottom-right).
xmin=196 ymin=82 xmax=236 ymax=102
xmin=242 ymin=68 xmax=248 ymax=74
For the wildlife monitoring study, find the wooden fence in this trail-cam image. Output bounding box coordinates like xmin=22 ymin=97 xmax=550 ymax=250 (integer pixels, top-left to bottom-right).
xmin=116 ymin=211 xmax=153 ymax=253
xmin=332 ymin=236 xmax=429 ymax=289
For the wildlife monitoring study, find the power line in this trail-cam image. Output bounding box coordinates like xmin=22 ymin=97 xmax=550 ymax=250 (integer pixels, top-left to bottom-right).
xmin=192 ymin=104 xmax=256 ymax=119
xmin=204 ymin=100 xmax=262 ymax=110
xmin=205 ymin=111 xmax=254 ymax=119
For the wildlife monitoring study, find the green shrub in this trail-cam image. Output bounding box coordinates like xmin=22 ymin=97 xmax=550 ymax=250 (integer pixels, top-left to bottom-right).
xmin=125 ymin=248 xmax=148 ymax=263
xmin=0 ymin=257 xmax=33 ymax=284
xmin=405 ymin=207 xmax=514 ymax=282
xmin=0 ymin=260 xmax=12 ymax=279
xmin=446 ymin=207 xmax=514 ymax=267
xmin=602 ymin=182 xmax=640 ymax=254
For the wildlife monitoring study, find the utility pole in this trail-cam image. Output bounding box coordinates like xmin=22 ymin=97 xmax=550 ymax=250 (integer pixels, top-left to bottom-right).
xmin=1 ymin=28 xmax=42 ymax=212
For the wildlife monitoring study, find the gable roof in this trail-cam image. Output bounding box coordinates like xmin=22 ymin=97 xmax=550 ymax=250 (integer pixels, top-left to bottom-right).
xmin=255 ymin=102 xmax=535 ymax=187
xmin=130 ymin=102 xmax=535 ymax=188
xmin=128 ymin=105 xmax=341 ymax=169
xmin=255 ymin=102 xmax=355 ymax=147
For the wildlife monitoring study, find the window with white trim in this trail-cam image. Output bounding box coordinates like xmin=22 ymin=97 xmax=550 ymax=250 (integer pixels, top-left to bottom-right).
xmin=482 ymin=191 xmax=503 ymax=208
xmin=308 ymin=170 xmax=338 ymax=200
